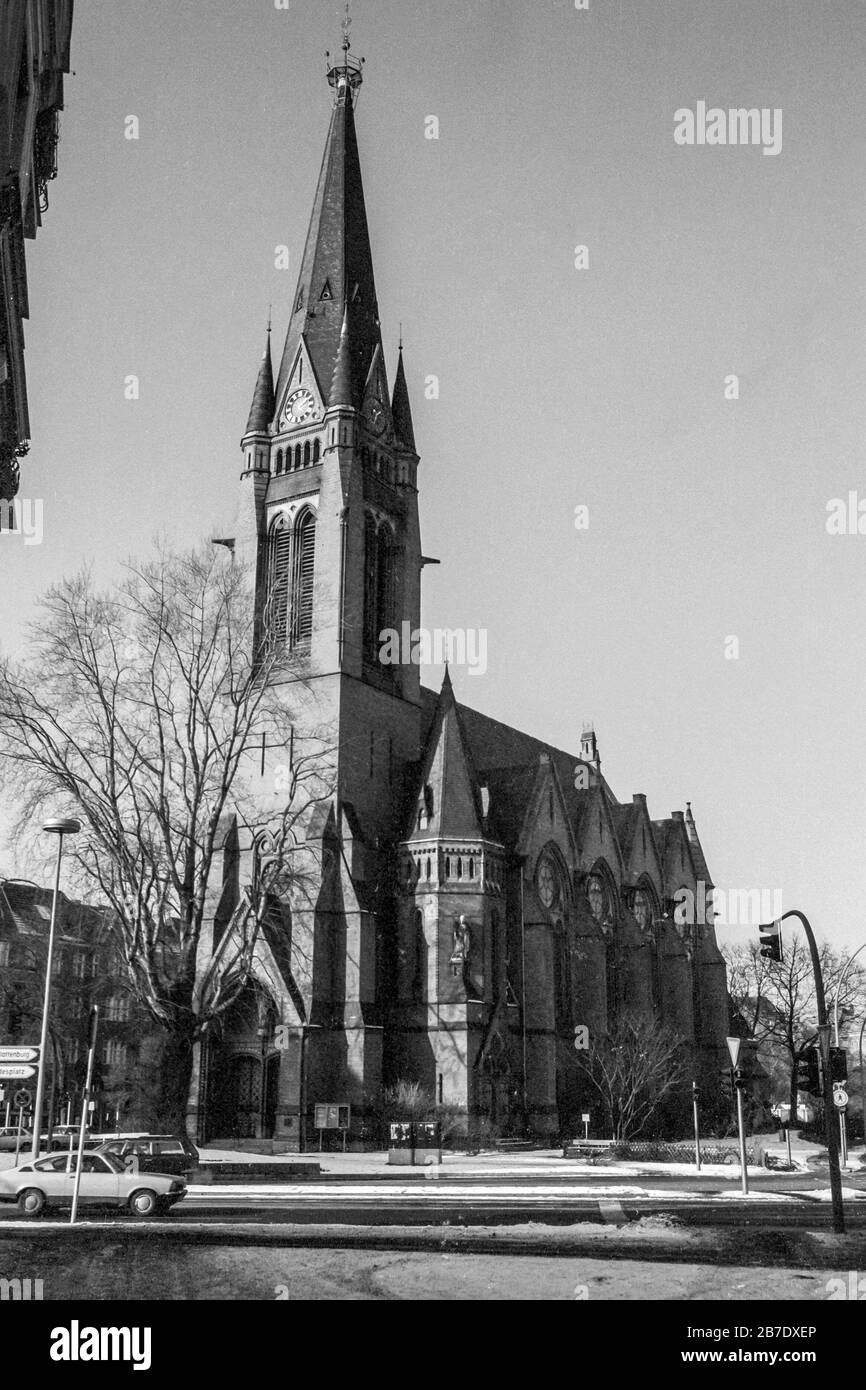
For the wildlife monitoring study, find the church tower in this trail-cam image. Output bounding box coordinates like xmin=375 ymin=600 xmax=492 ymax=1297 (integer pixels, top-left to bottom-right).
xmin=236 ymin=29 xmax=423 ymax=842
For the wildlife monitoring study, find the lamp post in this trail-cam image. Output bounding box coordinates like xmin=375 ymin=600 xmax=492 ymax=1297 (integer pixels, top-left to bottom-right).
xmin=30 ymin=818 xmax=80 ymax=1162
xmin=760 ymin=910 xmax=845 ymax=1234
xmin=859 ymin=1015 xmax=866 ymax=1155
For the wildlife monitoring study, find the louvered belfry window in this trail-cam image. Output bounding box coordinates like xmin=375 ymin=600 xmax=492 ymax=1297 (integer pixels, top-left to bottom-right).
xmin=363 ymin=512 xmax=378 ymax=658
xmin=267 ymin=514 xmax=291 ymax=648
xmin=376 ymin=525 xmax=395 ymax=636
xmin=289 ymin=508 xmax=316 ymax=649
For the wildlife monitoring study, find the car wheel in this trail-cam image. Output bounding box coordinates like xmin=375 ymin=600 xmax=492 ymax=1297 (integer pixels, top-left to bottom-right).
xmin=17 ymin=1188 xmax=46 ymax=1217
xmin=128 ymin=1188 xmax=158 ymax=1217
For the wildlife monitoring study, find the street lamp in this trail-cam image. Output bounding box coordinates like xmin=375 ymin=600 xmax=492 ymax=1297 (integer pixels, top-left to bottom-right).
xmin=859 ymin=1014 xmax=866 ymax=1156
xmin=30 ymin=818 xmax=80 ymax=1161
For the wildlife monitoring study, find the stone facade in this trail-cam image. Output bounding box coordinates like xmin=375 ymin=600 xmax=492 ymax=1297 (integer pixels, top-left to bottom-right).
xmin=188 ymin=43 xmax=729 ymax=1149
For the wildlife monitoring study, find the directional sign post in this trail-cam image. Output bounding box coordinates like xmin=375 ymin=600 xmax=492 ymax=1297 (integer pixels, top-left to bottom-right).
xmin=0 ymin=1047 xmax=39 ymax=1064
xmin=0 ymin=1065 xmax=37 ymax=1081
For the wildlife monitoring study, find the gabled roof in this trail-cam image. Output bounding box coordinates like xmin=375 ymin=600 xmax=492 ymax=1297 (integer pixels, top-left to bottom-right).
xmin=407 ymin=672 xmax=484 ymax=842
xmin=684 ymin=802 xmax=713 ymax=888
xmin=652 ymin=814 xmax=697 ymax=888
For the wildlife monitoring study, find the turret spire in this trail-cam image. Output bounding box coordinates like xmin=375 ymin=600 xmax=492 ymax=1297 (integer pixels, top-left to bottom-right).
xmin=244 ymin=328 xmax=275 ymax=435
xmin=391 ymin=342 xmax=416 ymax=452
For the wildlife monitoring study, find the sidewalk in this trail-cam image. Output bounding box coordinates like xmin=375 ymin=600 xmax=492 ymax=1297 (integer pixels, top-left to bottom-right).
xmin=197 ymin=1141 xmax=865 ymax=1182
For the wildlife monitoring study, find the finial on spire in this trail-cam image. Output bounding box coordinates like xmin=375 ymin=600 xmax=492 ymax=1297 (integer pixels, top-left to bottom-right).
xmin=398 ymin=321 xmax=403 ymax=351
xmin=327 ymin=1 xmax=364 ymax=102
xmin=267 ymin=304 xmax=272 ymax=336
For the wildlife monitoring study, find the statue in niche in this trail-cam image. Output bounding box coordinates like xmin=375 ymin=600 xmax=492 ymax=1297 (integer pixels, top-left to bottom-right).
xmin=450 ymin=914 xmax=481 ymax=997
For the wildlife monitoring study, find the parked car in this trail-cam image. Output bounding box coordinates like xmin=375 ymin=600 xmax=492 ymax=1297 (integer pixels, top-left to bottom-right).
xmin=96 ymin=1135 xmax=200 ymax=1177
xmin=0 ymin=1126 xmax=32 ymax=1152
xmin=40 ymin=1126 xmax=83 ymax=1152
xmin=0 ymin=1151 xmax=187 ymax=1216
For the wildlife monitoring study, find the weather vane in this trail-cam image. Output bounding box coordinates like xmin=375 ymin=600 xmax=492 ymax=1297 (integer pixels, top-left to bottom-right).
xmin=342 ymin=1 xmax=352 ymax=52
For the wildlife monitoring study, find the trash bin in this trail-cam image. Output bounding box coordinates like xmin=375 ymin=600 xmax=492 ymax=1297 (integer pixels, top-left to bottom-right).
xmin=388 ymin=1121 xmax=415 ymax=1166
xmin=413 ymin=1121 xmax=441 ymax=1166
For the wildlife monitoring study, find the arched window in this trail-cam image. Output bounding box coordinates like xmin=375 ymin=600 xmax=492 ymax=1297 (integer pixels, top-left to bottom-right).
xmin=289 ymin=508 xmax=316 ymax=648
xmin=312 ymin=438 xmax=321 ymax=463
xmin=363 ymin=514 xmax=378 ymax=658
xmin=303 ymin=440 xmax=311 ymax=467
xmin=554 ymin=922 xmax=572 ymax=1029
xmin=491 ymin=910 xmax=501 ymax=1002
xmin=376 ymin=525 xmax=395 ymax=638
xmin=294 ymin=444 xmax=303 ymax=470
xmin=275 ymin=449 xmax=284 ymax=475
xmin=412 ymin=909 xmax=425 ymax=1002
xmin=587 ymin=874 xmax=606 ymax=923
xmin=266 ymin=514 xmax=291 ymax=647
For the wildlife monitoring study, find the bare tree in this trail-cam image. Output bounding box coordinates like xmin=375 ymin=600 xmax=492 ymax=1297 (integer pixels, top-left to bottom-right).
xmin=574 ymin=1014 xmax=686 ymax=1141
xmin=0 ymin=542 xmax=332 ymax=1129
xmin=724 ymin=937 xmax=865 ymax=1124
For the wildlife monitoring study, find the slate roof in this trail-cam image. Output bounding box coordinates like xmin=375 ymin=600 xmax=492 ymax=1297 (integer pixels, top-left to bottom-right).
xmin=244 ymin=333 xmax=275 ymax=435
xmin=274 ymin=82 xmax=383 ymax=413
xmin=413 ymin=682 xmax=706 ymax=885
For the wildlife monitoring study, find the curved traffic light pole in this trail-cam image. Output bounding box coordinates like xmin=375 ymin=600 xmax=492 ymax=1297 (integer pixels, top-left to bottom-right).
xmin=761 ymin=910 xmax=845 ymax=1234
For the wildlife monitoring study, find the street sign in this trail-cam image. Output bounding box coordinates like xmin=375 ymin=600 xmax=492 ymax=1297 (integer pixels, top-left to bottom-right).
xmin=0 ymin=1065 xmax=36 ymax=1081
xmin=0 ymin=1047 xmax=39 ymax=1064
xmin=573 ymin=1025 xmax=589 ymax=1051
xmin=581 ymin=1112 xmax=590 ymax=1124
xmin=833 ymin=1083 xmax=849 ymax=1110
xmin=726 ymin=1036 xmax=742 ymax=1068
xmin=13 ymin=1088 xmax=32 ymax=1108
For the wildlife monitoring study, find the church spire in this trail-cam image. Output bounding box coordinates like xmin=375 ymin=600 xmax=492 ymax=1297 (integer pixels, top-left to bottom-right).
xmin=391 ymin=343 xmax=416 ymax=452
xmin=244 ymin=328 xmax=274 ymax=435
xmin=275 ymin=14 xmax=379 ymax=415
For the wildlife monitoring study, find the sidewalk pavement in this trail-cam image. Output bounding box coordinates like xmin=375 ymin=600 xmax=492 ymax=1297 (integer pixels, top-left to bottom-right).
xmin=197 ymin=1141 xmax=865 ymax=1181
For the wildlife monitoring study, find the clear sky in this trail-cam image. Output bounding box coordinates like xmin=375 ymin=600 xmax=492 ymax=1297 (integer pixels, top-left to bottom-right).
xmin=1 ymin=0 xmax=865 ymax=953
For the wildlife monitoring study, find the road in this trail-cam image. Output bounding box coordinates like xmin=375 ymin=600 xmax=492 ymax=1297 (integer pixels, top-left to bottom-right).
xmin=0 ymin=1171 xmax=864 ymax=1229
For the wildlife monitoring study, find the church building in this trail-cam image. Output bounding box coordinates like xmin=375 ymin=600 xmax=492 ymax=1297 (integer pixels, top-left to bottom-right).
xmin=187 ymin=35 xmax=729 ymax=1148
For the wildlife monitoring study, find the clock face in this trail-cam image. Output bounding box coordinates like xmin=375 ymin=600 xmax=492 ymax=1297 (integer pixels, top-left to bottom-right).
xmin=284 ymin=388 xmax=316 ymax=426
xmin=537 ymin=859 xmax=557 ymax=909
xmin=366 ymin=396 xmax=386 ymax=434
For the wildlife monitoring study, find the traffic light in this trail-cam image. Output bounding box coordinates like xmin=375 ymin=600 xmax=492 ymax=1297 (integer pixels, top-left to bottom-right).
xmin=796 ymin=1047 xmax=821 ymax=1096
xmin=758 ymin=919 xmax=783 ymax=961
xmin=734 ymin=1068 xmax=747 ymax=1091
xmin=829 ymin=1047 xmax=848 ymax=1083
